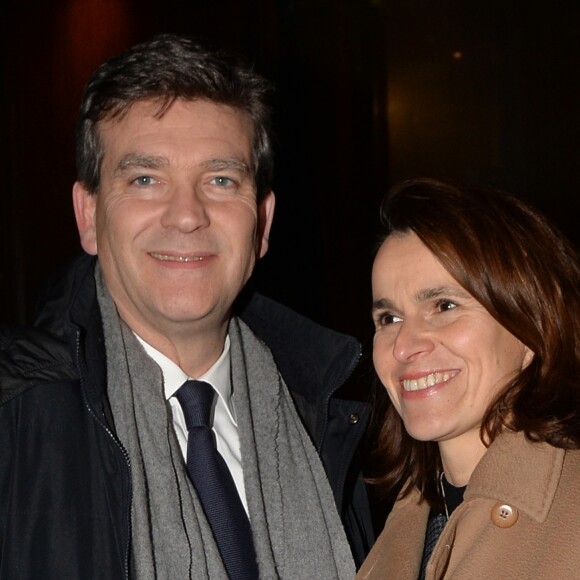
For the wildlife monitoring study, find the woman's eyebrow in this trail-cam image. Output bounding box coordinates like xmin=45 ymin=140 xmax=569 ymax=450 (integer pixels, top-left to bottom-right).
xmin=415 ymin=286 xmax=467 ymax=303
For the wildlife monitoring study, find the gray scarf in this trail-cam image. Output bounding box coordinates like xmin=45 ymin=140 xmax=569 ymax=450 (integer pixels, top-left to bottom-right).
xmin=96 ymin=270 xmax=355 ymax=579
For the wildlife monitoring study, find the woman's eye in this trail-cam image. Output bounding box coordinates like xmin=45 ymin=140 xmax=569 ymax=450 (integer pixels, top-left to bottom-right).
xmin=375 ymin=312 xmax=403 ymax=327
xmin=437 ymin=299 xmax=457 ymax=312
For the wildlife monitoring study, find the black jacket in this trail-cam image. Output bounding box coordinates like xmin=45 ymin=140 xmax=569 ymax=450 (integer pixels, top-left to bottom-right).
xmin=0 ymin=253 xmax=374 ymax=578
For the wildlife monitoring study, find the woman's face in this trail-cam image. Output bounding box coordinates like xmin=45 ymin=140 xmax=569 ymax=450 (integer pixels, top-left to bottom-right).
xmin=372 ymin=231 xmax=532 ymax=451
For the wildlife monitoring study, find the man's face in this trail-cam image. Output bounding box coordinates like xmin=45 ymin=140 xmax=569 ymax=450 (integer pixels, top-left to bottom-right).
xmin=73 ymin=99 xmax=275 ymax=346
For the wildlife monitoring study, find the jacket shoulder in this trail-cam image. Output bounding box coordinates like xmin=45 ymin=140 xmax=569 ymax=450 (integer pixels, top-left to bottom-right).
xmin=0 ymin=324 xmax=77 ymax=405
xmin=237 ymin=291 xmax=361 ymax=400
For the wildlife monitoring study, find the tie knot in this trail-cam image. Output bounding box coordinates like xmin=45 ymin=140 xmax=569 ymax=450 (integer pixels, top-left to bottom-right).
xmin=175 ymin=380 xmax=215 ymax=430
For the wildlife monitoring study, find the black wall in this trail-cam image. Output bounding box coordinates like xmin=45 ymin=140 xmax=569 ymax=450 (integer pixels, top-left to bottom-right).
xmin=2 ymin=0 xmax=579 ymax=347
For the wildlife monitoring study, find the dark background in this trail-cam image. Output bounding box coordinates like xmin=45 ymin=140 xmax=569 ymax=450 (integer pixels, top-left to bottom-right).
xmin=2 ymin=0 xmax=579 ymax=350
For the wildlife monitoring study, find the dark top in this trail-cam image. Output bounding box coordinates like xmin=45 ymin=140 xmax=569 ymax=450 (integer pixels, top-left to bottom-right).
xmin=419 ymin=475 xmax=467 ymax=580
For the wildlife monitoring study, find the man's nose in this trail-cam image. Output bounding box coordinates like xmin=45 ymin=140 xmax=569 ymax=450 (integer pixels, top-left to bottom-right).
xmin=160 ymin=185 xmax=210 ymax=232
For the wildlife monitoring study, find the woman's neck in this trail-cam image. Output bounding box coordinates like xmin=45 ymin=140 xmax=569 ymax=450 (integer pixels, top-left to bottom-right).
xmin=438 ymin=430 xmax=488 ymax=486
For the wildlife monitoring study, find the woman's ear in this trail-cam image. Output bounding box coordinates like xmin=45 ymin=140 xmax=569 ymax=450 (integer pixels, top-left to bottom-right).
xmin=522 ymin=346 xmax=534 ymax=369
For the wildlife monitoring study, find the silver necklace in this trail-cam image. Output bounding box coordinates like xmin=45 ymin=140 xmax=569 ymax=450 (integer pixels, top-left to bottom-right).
xmin=439 ymin=471 xmax=450 ymax=520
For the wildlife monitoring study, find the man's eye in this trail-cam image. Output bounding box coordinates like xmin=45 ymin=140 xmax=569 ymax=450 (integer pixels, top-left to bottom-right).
xmin=212 ymin=176 xmax=234 ymax=187
xmin=133 ymin=175 xmax=156 ymax=186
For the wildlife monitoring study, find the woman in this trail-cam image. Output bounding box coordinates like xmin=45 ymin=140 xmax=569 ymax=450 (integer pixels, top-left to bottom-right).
xmin=358 ymin=178 xmax=580 ymax=579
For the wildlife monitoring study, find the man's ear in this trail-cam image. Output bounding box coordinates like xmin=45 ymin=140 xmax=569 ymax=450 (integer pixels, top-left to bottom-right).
xmin=257 ymin=190 xmax=275 ymax=259
xmin=72 ymin=181 xmax=98 ymax=255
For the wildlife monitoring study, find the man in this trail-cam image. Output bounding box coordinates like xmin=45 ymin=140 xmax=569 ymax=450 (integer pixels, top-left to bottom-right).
xmin=0 ymin=34 xmax=373 ymax=578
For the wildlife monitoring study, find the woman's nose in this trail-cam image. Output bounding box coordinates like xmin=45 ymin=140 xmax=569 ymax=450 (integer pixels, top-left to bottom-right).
xmin=392 ymin=318 xmax=435 ymax=363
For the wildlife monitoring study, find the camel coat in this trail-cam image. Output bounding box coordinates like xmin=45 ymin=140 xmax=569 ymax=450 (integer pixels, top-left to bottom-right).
xmin=357 ymin=431 xmax=580 ymax=579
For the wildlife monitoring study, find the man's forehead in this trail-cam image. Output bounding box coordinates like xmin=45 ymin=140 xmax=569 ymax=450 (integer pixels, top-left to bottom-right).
xmin=98 ymin=98 xmax=255 ymax=168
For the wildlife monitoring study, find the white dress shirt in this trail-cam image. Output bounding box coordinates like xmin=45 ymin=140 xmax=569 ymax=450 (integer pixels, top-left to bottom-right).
xmin=135 ymin=334 xmax=248 ymax=513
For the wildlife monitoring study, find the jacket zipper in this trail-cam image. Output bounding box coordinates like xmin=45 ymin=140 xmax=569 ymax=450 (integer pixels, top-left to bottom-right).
xmin=75 ymin=330 xmax=133 ymax=580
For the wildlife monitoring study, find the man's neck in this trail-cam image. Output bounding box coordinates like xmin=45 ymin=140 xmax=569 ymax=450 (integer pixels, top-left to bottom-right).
xmin=124 ymin=317 xmax=230 ymax=378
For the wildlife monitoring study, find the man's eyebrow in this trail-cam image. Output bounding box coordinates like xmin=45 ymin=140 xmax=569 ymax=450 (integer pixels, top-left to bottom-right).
xmin=202 ymin=158 xmax=251 ymax=174
xmin=371 ymin=297 xmax=394 ymax=314
xmin=115 ymin=154 xmax=169 ymax=174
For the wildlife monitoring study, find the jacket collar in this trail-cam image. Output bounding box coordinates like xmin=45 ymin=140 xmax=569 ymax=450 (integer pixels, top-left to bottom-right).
xmin=235 ymin=288 xmax=361 ymax=405
xmin=34 ymin=252 xmax=107 ymax=409
xmin=466 ymin=430 xmax=565 ymax=523
xmin=34 ymin=252 xmax=99 ymax=341
xmin=358 ymin=431 xmax=566 ymax=580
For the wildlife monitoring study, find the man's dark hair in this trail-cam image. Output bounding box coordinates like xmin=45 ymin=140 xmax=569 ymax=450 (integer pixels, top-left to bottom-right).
xmin=75 ymin=33 xmax=274 ymax=201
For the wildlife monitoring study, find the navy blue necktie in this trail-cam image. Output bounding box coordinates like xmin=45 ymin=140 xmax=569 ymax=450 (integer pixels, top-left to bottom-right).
xmin=175 ymin=380 xmax=258 ymax=579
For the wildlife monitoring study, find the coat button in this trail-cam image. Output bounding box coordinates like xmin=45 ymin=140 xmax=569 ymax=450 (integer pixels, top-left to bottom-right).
xmin=490 ymin=503 xmax=519 ymax=528
xmin=348 ymin=413 xmax=359 ymax=425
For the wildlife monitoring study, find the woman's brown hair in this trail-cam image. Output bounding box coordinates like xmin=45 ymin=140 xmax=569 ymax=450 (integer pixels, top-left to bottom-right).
xmin=367 ymin=178 xmax=580 ymax=507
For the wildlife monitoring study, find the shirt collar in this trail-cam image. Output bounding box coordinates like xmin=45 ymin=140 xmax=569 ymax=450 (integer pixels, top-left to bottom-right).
xmin=134 ymin=333 xmax=236 ymax=422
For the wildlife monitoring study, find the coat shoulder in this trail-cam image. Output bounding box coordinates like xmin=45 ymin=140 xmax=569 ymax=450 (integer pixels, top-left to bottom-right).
xmin=0 ymin=324 xmax=77 ymax=405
